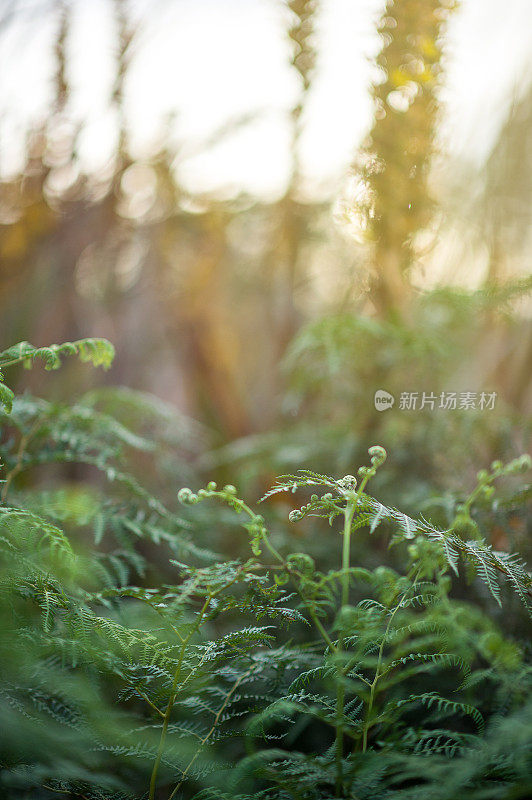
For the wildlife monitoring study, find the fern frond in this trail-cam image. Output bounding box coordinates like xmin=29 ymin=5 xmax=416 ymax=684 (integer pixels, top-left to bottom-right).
xmin=0 ymin=507 xmax=75 ymax=564
xmin=0 ymin=338 xmax=114 ymax=374
xmin=260 ymin=470 xmax=336 ymax=502
xmin=395 ymin=692 xmax=484 ymax=732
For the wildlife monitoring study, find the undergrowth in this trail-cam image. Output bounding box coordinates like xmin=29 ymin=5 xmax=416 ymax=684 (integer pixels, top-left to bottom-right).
xmin=0 ymin=339 xmax=531 ymax=799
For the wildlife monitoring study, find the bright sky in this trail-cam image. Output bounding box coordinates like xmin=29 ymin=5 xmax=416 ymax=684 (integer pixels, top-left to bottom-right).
xmin=1 ymin=0 xmax=531 ymax=199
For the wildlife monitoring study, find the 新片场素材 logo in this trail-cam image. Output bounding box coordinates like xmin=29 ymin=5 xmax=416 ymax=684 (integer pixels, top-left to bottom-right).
xmin=374 ymin=390 xmax=394 ymax=411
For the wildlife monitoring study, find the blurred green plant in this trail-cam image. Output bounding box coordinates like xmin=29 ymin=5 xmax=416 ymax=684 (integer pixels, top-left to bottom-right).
xmin=354 ymin=0 xmax=457 ymax=314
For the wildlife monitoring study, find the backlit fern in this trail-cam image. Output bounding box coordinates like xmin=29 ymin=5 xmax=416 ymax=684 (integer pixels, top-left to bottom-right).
xmin=0 ymin=339 xmax=530 ymax=799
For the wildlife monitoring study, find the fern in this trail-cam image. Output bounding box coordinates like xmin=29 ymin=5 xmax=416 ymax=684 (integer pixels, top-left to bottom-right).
xmin=1 ymin=344 xmax=531 ymax=800
xmin=0 ymin=337 xmax=114 ymax=373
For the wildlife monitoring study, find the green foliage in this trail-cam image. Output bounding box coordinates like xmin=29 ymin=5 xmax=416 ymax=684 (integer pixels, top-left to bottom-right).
xmin=0 ymin=338 xmax=114 ymax=413
xmin=0 ymin=340 xmax=531 ymax=799
xmin=0 ymin=337 xmax=115 ymax=374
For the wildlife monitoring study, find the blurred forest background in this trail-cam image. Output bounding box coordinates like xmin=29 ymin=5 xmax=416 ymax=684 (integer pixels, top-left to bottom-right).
xmin=1 ymin=0 xmax=532 ymax=510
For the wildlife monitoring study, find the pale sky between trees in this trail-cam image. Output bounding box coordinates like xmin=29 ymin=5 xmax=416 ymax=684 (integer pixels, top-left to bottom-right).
xmin=1 ymin=0 xmax=531 ymax=199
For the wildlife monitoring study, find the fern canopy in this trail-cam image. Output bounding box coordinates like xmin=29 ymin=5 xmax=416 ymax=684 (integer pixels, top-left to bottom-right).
xmin=0 ymin=343 xmax=530 ymax=800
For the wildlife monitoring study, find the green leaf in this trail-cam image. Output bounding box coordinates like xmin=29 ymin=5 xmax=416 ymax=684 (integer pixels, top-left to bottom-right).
xmin=0 ymin=381 xmax=14 ymax=414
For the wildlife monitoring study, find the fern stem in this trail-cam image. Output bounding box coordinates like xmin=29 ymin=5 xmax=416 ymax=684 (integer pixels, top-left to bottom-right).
xmin=335 ymin=495 xmax=357 ymax=795
xmin=232 ymin=495 xmax=285 ymax=564
xmin=308 ymin=608 xmax=337 ymax=652
xmin=335 ymin=680 xmax=345 ymax=795
xmin=1 ymin=417 xmax=41 ymax=503
xmin=148 ymin=635 xmax=190 ymax=799
xmin=211 ymin=490 xmax=285 ymax=564
xmin=339 ymin=471 xmax=370 ymax=607
xmin=135 ymin=688 xmax=165 ymax=719
xmin=341 ymin=501 xmax=356 ymax=608
xmin=167 ymin=667 xmax=254 ymax=800
xmin=260 ymin=530 xmax=284 ymax=564
xmin=148 ymin=567 xmax=247 ymax=799
xmin=361 ymin=607 xmax=398 ymax=753
xmin=360 ymin=578 xmax=417 ymax=753
xmin=148 ymin=591 xmax=211 ymax=800
xmin=0 ymin=358 xmax=27 ymax=369
xmin=336 ymin=472 xmax=380 ymax=787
